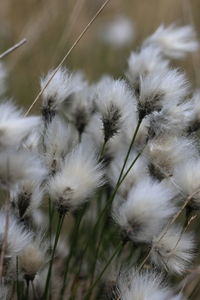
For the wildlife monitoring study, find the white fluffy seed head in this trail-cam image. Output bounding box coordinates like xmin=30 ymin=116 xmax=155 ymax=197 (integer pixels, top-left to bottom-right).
xmin=99 ymin=15 xmax=134 ymax=48
xmin=173 ymin=158 xmax=200 ymax=205
xmin=138 ymin=68 xmax=189 ymax=120
xmin=43 ymin=116 xmax=78 ymax=172
xmin=0 ymin=101 xmax=40 ymax=148
xmin=95 ymin=77 xmax=136 ymax=142
xmin=0 ymin=150 xmax=47 ymax=190
xmin=151 ymin=226 xmax=195 ymax=274
xmin=126 ymin=45 xmax=169 ymax=85
xmin=113 ymin=177 xmax=176 ymax=243
xmin=148 ymin=101 xmax=193 ymax=138
xmin=19 ymin=234 xmax=47 ymax=279
xmin=64 ymin=85 xmax=94 ymax=135
xmin=41 ymin=67 xmax=86 ymax=113
xmin=48 ymin=143 xmax=105 ymax=212
xmin=11 ymin=182 xmax=45 ymax=220
xmin=0 ymin=212 xmax=32 ymax=256
xmin=170 ymin=295 xmax=186 ymax=300
xmin=144 ymin=24 xmax=199 ymax=59
xmin=146 ymin=136 xmax=197 ymax=178
xmin=118 ymin=269 xmax=173 ymax=300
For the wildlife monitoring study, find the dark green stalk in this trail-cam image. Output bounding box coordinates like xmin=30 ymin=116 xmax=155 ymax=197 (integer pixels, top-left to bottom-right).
xmin=9 ymin=281 xmax=16 ymax=300
xmin=117 ymin=119 xmax=142 ymax=184
xmin=59 ymin=212 xmax=83 ymax=300
xmin=43 ymin=213 xmax=65 ymax=299
xmin=48 ymin=198 xmax=54 ymax=253
xmin=31 ymin=281 xmax=37 ymax=300
xmin=84 ymin=242 xmax=125 ymax=300
xmin=16 ymin=256 xmax=20 ymax=300
xmin=99 ymin=140 xmax=107 ymax=159
xmin=76 ymin=139 xmax=144 ymax=280
xmin=188 ymin=282 xmax=200 ymax=300
xmin=118 ymin=144 xmax=146 ymax=186
xmin=25 ymin=279 xmax=30 ymax=299
xmin=90 ymin=234 xmax=102 ymax=285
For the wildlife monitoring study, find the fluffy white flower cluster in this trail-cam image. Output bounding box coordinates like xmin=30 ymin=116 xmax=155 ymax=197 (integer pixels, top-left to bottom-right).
xmin=0 ymin=24 xmax=199 ymax=299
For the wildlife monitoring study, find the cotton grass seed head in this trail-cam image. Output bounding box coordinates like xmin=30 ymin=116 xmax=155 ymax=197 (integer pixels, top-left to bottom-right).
xmin=144 ymin=24 xmax=199 ymax=59
xmin=0 ymin=212 xmax=32 ymax=256
xmin=0 ymin=101 xmax=40 ymax=148
xmin=0 ymin=150 xmax=47 ymax=190
xmin=126 ymin=45 xmax=169 ymax=91
xmin=95 ymin=77 xmax=136 ymax=142
xmin=173 ymin=158 xmax=200 ymax=206
xmin=19 ymin=234 xmax=47 ymax=281
xmin=48 ymin=143 xmax=104 ymax=214
xmin=43 ymin=116 xmax=78 ymax=173
xmin=41 ymin=67 xmax=86 ymax=123
xmin=138 ymin=68 xmax=189 ymax=120
xmin=146 ymin=136 xmax=197 ymax=179
xmin=151 ymin=226 xmax=195 ymax=274
xmin=118 ymin=269 xmax=173 ymax=300
xmin=113 ymin=177 xmax=176 ymax=243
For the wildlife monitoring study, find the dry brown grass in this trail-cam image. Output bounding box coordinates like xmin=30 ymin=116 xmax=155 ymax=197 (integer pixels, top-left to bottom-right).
xmin=0 ymin=0 xmax=200 ymax=110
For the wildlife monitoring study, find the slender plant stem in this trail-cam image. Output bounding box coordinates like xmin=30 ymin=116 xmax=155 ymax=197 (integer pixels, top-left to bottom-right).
xmin=76 ymin=131 xmax=144 ymax=279
xmin=134 ymin=188 xmax=200 ymax=278
xmin=9 ymin=281 xmax=16 ymax=300
xmin=90 ymin=235 xmax=102 ymax=285
xmin=0 ymin=202 xmax=9 ymax=278
xmin=25 ymin=0 xmax=112 ymax=116
xmin=99 ymin=140 xmax=107 ymax=159
xmin=48 ymin=198 xmax=55 ymax=252
xmin=84 ymin=242 xmax=125 ymax=300
xmin=43 ymin=213 xmax=65 ymax=299
xmin=31 ymin=281 xmax=37 ymax=300
xmin=75 ymin=193 xmax=109 ymax=279
xmin=117 ymin=119 xmax=142 ymax=184
xmin=25 ymin=280 xmax=30 ymax=299
xmin=59 ymin=212 xmax=83 ymax=300
xmin=118 ymin=144 xmax=146 ymax=186
xmin=188 ymin=279 xmax=200 ymax=300
xmin=16 ymin=256 xmax=20 ymax=300
xmin=0 ymin=39 xmax=27 ymax=59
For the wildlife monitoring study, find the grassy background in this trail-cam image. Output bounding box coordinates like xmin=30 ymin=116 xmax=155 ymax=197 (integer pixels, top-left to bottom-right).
xmin=1 ymin=1 xmax=200 ymax=298
xmin=0 ymin=0 xmax=200 ymax=112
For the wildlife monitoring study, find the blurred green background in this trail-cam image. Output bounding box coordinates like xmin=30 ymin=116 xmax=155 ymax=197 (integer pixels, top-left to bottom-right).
xmin=0 ymin=0 xmax=200 ymax=112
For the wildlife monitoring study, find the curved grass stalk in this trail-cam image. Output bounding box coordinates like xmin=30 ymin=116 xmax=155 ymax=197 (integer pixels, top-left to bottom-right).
xmin=43 ymin=213 xmax=65 ymax=299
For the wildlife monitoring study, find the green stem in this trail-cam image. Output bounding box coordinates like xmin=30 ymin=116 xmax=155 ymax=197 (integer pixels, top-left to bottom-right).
xmin=25 ymin=279 xmax=30 ymax=299
xmin=84 ymin=242 xmax=125 ymax=300
xmin=75 ymin=121 xmax=143 ymax=282
xmin=99 ymin=140 xmax=107 ymax=159
xmin=90 ymin=231 xmax=102 ymax=285
xmin=9 ymin=281 xmax=16 ymax=300
xmin=31 ymin=281 xmax=37 ymax=300
xmin=189 ymin=281 xmax=200 ymax=300
xmin=48 ymin=198 xmax=54 ymax=253
xmin=76 ymin=138 xmax=144 ymax=280
xmin=59 ymin=213 xmax=83 ymax=300
xmin=118 ymin=144 xmax=146 ymax=186
xmin=16 ymin=256 xmax=20 ymax=300
xmin=43 ymin=213 xmax=65 ymax=299
xmin=117 ymin=119 xmax=142 ymax=184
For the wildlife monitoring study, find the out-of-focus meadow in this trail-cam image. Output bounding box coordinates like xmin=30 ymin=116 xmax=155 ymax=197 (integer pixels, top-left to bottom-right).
xmin=0 ymin=0 xmax=200 ymax=112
